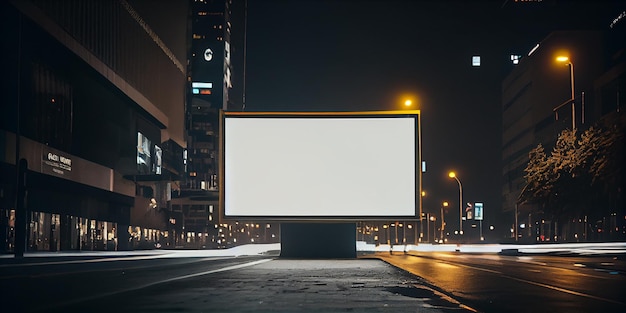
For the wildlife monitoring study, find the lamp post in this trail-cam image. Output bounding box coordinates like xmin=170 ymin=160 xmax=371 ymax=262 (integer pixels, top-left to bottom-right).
xmin=420 ymin=190 xmax=426 ymax=242
xmin=428 ymin=214 xmax=437 ymax=242
xmin=404 ymin=98 xmax=423 ymax=243
xmin=441 ymin=201 xmax=448 ymax=243
xmin=448 ymin=172 xmax=463 ymax=235
xmin=556 ymin=56 xmax=575 ymax=129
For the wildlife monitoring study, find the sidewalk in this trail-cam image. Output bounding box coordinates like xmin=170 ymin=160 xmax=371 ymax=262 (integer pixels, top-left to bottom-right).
xmin=58 ymin=258 xmax=477 ymax=313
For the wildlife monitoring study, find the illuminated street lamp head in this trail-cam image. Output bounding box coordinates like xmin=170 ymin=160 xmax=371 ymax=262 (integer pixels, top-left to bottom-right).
xmin=443 ymin=201 xmax=449 ymax=207
xmin=404 ymin=99 xmax=412 ymax=107
xmin=556 ymin=56 xmax=570 ymax=63
xmin=448 ymin=171 xmax=456 ymax=178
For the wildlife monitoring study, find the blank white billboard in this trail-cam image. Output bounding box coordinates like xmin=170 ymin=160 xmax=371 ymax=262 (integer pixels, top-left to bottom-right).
xmin=221 ymin=111 xmax=421 ymax=220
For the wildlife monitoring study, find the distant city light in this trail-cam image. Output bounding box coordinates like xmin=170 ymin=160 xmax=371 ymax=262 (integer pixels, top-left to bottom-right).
xmin=610 ymin=10 xmax=625 ymax=28
xmin=527 ymin=43 xmax=540 ymax=56
xmin=510 ymin=54 xmax=521 ymax=65
xmin=472 ymin=56 xmax=481 ymax=67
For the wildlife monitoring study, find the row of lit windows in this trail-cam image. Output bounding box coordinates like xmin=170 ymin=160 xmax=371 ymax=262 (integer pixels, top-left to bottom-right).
xmin=192 ymin=34 xmax=224 ymax=41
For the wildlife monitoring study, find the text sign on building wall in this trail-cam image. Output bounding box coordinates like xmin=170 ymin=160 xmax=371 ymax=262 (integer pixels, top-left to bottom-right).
xmin=220 ymin=110 xmax=421 ymax=221
xmin=42 ymin=150 xmax=72 ymax=177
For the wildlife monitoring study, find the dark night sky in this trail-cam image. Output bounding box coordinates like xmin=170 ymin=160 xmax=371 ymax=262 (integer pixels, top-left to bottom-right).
xmin=242 ymin=0 xmax=624 ymax=229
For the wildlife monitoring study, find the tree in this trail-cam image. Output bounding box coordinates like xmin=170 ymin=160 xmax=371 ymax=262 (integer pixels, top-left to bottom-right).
xmin=584 ymin=124 xmax=623 ymax=188
xmin=519 ymin=143 xmax=553 ymax=206
xmin=520 ymin=114 xmax=625 ymax=229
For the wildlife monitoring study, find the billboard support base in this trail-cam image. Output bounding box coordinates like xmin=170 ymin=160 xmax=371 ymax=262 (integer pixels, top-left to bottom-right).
xmin=280 ymin=223 xmax=356 ymax=259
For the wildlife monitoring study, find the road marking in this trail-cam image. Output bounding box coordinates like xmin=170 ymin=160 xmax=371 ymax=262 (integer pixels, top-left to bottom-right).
xmin=0 ymin=256 xmax=241 ymax=280
xmin=503 ymin=275 xmax=625 ymax=305
xmin=38 ymin=258 xmax=273 ymax=311
xmin=0 ymin=254 xmax=173 ymax=267
xmin=144 ymin=258 xmax=272 ymax=285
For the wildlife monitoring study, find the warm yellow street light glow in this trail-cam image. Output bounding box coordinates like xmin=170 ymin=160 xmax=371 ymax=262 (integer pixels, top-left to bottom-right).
xmin=556 ymin=56 xmax=570 ymax=62
xmin=443 ymin=201 xmax=449 ymax=207
xmin=421 ymin=190 xmax=426 ymax=197
xmin=448 ymin=171 xmax=456 ymax=178
xmin=404 ymin=99 xmax=412 ymax=107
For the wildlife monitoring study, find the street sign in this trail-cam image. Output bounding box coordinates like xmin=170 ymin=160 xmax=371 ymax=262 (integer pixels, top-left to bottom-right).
xmin=474 ymin=202 xmax=483 ymax=221
xmin=466 ymin=203 xmax=473 ymax=220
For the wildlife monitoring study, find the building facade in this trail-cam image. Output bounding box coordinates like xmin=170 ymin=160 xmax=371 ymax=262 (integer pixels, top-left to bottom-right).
xmin=502 ymin=26 xmax=625 ymax=242
xmin=0 ymin=0 xmax=188 ymax=252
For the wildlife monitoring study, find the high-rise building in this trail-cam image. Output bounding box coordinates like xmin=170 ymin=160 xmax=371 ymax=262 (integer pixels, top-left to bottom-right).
xmin=171 ymin=0 xmax=277 ymax=248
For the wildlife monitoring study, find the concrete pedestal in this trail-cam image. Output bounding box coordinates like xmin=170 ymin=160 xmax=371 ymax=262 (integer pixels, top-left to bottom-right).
xmin=280 ymin=222 xmax=356 ymax=258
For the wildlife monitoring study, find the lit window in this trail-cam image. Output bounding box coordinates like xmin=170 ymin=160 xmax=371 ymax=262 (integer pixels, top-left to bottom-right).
xmin=510 ymin=54 xmax=521 ymax=65
xmin=472 ymin=56 xmax=481 ymax=67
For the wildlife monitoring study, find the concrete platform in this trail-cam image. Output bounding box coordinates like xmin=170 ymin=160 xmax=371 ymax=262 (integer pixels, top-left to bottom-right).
xmin=64 ymin=258 xmax=475 ymax=312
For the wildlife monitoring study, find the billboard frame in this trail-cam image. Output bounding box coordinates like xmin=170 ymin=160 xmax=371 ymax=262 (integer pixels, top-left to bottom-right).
xmin=219 ymin=110 xmax=422 ymax=222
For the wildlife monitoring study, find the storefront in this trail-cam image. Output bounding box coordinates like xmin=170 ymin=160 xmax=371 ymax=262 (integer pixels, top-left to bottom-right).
xmin=0 ymin=134 xmax=135 ymax=252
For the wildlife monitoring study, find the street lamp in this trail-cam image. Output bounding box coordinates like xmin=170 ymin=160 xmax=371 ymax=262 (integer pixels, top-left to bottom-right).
xmin=448 ymin=172 xmax=463 ymax=235
xmin=556 ymin=56 xmax=575 ymax=129
xmin=406 ymin=98 xmax=423 ymax=242
xmin=440 ymin=201 xmax=448 ymax=242
xmin=419 ymin=190 xmax=426 ymax=241
xmin=429 ymin=215 xmax=436 ymax=243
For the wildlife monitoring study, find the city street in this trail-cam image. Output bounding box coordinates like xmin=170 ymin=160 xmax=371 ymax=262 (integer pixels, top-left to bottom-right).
xmin=1 ymin=244 xmax=625 ymax=312
xmin=0 ymin=246 xmax=472 ymax=313
xmin=373 ymin=251 xmax=626 ymax=313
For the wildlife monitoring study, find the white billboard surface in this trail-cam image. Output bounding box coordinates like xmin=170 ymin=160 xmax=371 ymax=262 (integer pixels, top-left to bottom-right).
xmin=222 ymin=112 xmax=420 ymax=220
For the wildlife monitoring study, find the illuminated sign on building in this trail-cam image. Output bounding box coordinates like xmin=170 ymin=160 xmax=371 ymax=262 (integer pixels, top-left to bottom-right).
xmin=192 ymin=82 xmax=213 ymax=95
xmin=204 ymin=48 xmax=214 ymax=61
xmin=42 ymin=151 xmax=72 ymax=176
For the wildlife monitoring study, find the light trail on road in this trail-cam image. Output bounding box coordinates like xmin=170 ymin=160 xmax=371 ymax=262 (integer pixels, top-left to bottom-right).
xmin=46 ymin=258 xmax=274 ymax=312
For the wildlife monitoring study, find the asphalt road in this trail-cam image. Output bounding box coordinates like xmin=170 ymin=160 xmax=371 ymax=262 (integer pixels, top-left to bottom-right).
xmin=373 ymin=251 xmax=626 ymax=313
xmin=2 ymin=248 xmax=624 ymax=312
xmin=0 ymin=254 xmax=274 ymax=312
